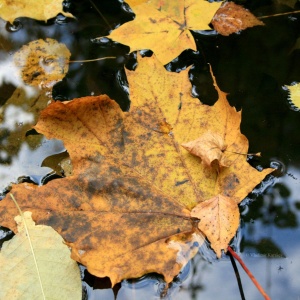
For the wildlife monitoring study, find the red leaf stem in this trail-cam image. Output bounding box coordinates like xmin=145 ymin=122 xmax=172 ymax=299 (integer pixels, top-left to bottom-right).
xmin=227 ymin=246 xmax=271 ymax=300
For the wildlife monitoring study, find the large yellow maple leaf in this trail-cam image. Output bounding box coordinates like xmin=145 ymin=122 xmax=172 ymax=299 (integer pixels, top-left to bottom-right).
xmin=104 ymin=0 xmax=222 ymax=65
xmin=125 ymin=55 xmax=273 ymax=255
xmin=0 ymin=55 xmax=273 ymax=284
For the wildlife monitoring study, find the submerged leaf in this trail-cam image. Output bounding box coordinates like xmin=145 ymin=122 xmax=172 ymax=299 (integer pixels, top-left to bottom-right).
xmin=0 ymin=88 xmax=59 ymax=191
xmin=277 ymin=0 xmax=298 ymax=8
xmin=13 ymin=38 xmax=71 ymax=89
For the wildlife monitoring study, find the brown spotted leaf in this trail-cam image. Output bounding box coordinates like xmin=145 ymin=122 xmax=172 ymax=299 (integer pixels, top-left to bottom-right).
xmin=191 ymin=195 xmax=240 ymax=258
xmin=0 ymin=55 xmax=273 ymax=285
xmin=212 ymin=1 xmax=264 ymax=36
xmin=125 ymin=55 xmax=273 ymax=255
xmin=0 ymin=96 xmax=204 ymax=285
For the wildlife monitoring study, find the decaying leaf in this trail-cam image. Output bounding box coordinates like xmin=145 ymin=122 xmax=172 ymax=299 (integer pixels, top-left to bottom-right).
xmin=0 ymin=95 xmax=201 ymax=285
xmin=0 ymin=55 xmax=273 ymax=284
xmin=211 ymin=1 xmax=264 ymax=36
xmin=125 ymin=55 xmax=273 ymax=257
xmin=0 ymin=211 xmax=81 ymax=299
xmin=182 ymin=131 xmax=228 ymax=168
xmin=285 ymin=82 xmax=300 ymax=111
xmin=0 ymin=0 xmax=74 ymax=23
xmin=104 ymin=0 xmax=222 ymax=64
xmin=13 ymin=38 xmax=71 ymax=89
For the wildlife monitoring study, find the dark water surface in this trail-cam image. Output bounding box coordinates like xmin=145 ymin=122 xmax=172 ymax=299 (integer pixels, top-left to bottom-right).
xmin=1 ymin=0 xmax=300 ymax=299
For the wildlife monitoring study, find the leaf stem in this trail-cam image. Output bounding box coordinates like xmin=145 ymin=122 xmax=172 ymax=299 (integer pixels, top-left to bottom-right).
xmin=227 ymin=246 xmax=271 ymax=300
xmin=10 ymin=193 xmax=46 ymax=300
xmin=68 ymin=56 xmax=116 ymax=63
xmin=258 ymin=10 xmax=300 ymax=19
xmin=228 ymin=248 xmax=246 ymax=300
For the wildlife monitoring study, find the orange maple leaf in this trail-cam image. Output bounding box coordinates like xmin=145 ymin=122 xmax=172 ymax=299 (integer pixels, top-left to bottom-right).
xmin=0 ymin=55 xmax=273 ymax=284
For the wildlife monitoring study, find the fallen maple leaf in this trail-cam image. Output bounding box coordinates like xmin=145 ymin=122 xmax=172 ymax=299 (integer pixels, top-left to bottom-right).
xmin=0 ymin=0 xmax=74 ymax=23
xmin=0 ymin=95 xmax=201 ymax=285
xmin=191 ymin=194 xmax=239 ymax=254
xmin=0 ymin=55 xmax=273 ymax=283
xmin=104 ymin=0 xmax=222 ymax=64
xmin=211 ymin=1 xmax=264 ymax=36
xmin=0 ymin=210 xmax=81 ymax=299
xmin=125 ymin=55 xmax=274 ymax=256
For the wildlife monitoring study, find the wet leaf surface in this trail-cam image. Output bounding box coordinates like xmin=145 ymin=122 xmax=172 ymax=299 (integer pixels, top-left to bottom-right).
xmin=13 ymin=38 xmax=71 ymax=89
xmin=0 ymin=55 xmax=273 ymax=283
xmin=211 ymin=2 xmax=264 ymax=36
xmin=0 ymin=0 xmax=74 ymax=23
xmin=105 ymin=0 xmax=222 ymax=64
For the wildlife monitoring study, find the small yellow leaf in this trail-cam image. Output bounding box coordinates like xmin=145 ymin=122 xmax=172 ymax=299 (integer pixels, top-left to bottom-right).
xmin=191 ymin=195 xmax=240 ymax=257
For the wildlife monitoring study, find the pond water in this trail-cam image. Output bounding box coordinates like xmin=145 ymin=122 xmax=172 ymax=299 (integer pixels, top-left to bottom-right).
xmin=0 ymin=0 xmax=300 ymax=299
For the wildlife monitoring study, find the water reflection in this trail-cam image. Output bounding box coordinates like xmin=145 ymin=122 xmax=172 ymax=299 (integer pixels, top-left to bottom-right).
xmin=82 ymin=262 xmax=192 ymax=300
xmin=117 ymin=264 xmax=190 ymax=300
xmin=0 ymin=137 xmax=65 ymax=192
xmin=6 ymin=19 xmax=23 ymax=32
xmin=0 ymin=57 xmax=37 ymax=96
